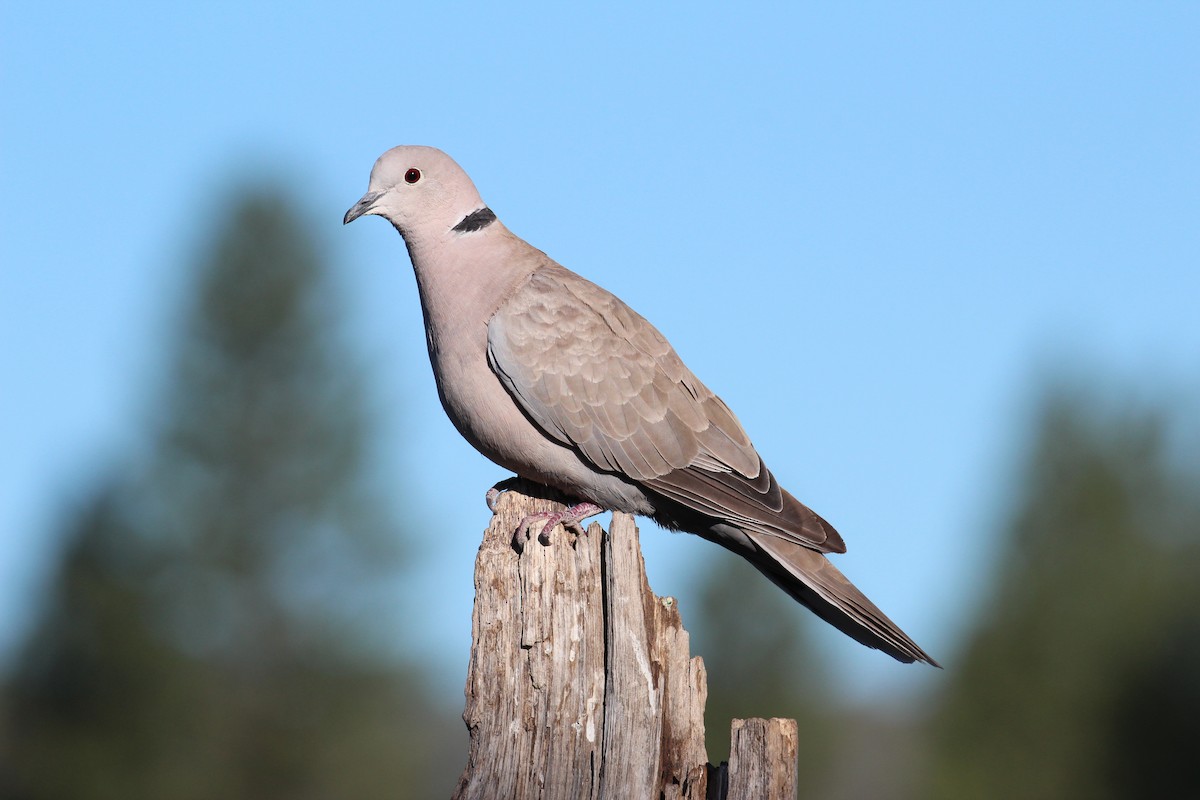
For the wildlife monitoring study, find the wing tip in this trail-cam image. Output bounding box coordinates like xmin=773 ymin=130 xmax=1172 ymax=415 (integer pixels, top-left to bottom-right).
xmin=748 ymin=532 xmax=938 ymax=667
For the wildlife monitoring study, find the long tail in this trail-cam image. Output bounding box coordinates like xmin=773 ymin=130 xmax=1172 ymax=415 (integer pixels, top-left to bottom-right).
xmin=741 ymin=529 xmax=939 ymax=666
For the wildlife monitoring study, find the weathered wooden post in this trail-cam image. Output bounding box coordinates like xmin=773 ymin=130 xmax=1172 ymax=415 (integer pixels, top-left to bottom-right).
xmin=453 ymin=481 xmax=798 ymax=800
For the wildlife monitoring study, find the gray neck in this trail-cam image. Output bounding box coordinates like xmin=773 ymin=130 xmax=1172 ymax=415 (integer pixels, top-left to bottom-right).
xmin=404 ymin=222 xmax=541 ymax=356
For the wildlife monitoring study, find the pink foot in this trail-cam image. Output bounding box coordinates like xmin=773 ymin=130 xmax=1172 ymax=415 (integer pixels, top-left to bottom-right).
xmin=514 ymin=502 xmax=604 ymax=550
xmin=484 ymin=482 xmax=604 ymax=550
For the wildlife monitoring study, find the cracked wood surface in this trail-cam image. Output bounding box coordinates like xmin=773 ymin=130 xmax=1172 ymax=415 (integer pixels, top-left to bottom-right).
xmin=453 ymin=481 xmax=797 ymax=800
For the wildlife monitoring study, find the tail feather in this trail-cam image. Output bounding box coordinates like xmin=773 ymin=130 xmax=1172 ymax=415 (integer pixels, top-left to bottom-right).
xmin=747 ymin=531 xmax=939 ymax=667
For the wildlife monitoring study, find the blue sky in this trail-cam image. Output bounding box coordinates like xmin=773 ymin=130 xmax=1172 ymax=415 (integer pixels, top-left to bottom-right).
xmin=3 ymin=2 xmax=1198 ymax=704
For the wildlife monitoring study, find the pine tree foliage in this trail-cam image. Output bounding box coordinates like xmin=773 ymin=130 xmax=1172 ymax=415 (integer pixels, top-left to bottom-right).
xmin=923 ymin=387 xmax=1200 ymax=799
xmin=4 ymin=187 xmax=453 ymax=799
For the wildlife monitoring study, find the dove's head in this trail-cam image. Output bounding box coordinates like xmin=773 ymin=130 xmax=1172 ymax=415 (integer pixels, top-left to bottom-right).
xmin=343 ymin=146 xmax=489 ymax=239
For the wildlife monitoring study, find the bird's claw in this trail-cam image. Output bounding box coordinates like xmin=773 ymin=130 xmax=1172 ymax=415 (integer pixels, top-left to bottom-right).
xmin=511 ymin=502 xmax=603 ymax=552
xmin=485 ymin=478 xmax=522 ymax=513
xmin=512 ymin=510 xmax=564 ymax=551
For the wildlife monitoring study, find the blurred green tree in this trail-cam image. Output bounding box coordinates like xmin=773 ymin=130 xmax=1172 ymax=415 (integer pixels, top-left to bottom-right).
xmin=3 ymin=188 xmax=454 ymax=798
xmin=922 ymin=386 xmax=1200 ymax=799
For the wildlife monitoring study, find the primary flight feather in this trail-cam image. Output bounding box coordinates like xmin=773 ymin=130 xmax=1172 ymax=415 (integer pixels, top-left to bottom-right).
xmin=345 ymin=145 xmax=936 ymax=666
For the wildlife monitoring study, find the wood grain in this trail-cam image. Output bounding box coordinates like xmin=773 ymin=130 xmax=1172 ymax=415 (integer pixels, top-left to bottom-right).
xmin=452 ymin=482 xmax=797 ymax=800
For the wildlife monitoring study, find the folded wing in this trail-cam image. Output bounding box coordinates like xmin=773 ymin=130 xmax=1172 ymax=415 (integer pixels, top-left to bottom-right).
xmin=487 ymin=264 xmax=843 ymax=554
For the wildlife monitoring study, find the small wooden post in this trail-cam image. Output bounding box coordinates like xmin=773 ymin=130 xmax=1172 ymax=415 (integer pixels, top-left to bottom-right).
xmin=452 ymin=482 xmax=798 ymax=800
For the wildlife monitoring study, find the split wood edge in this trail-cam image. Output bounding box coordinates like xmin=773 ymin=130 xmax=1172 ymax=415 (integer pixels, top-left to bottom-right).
xmin=453 ymin=481 xmax=798 ymax=800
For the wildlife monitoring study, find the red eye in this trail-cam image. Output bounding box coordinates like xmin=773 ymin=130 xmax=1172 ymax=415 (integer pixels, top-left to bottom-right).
xmin=404 ymin=168 xmax=421 ymax=184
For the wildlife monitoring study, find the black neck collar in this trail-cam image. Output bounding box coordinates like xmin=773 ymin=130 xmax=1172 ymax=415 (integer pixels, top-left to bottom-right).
xmin=451 ymin=207 xmax=497 ymax=233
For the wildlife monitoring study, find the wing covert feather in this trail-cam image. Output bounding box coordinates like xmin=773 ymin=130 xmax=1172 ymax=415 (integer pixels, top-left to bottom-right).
xmin=487 ymin=265 xmax=840 ymax=551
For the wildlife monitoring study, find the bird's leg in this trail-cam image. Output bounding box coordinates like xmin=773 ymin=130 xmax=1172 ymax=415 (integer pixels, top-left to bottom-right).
xmin=513 ymin=502 xmax=605 ymax=550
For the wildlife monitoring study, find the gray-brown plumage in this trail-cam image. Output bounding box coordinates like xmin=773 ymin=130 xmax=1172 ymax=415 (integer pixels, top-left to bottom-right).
xmin=345 ymin=145 xmax=937 ymax=666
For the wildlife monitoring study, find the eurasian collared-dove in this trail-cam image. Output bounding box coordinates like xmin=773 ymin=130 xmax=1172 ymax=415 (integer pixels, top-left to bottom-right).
xmin=345 ymin=146 xmax=936 ymax=666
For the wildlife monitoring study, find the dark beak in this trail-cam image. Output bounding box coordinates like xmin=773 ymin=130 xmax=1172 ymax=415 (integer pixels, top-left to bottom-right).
xmin=344 ymin=191 xmax=383 ymax=225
